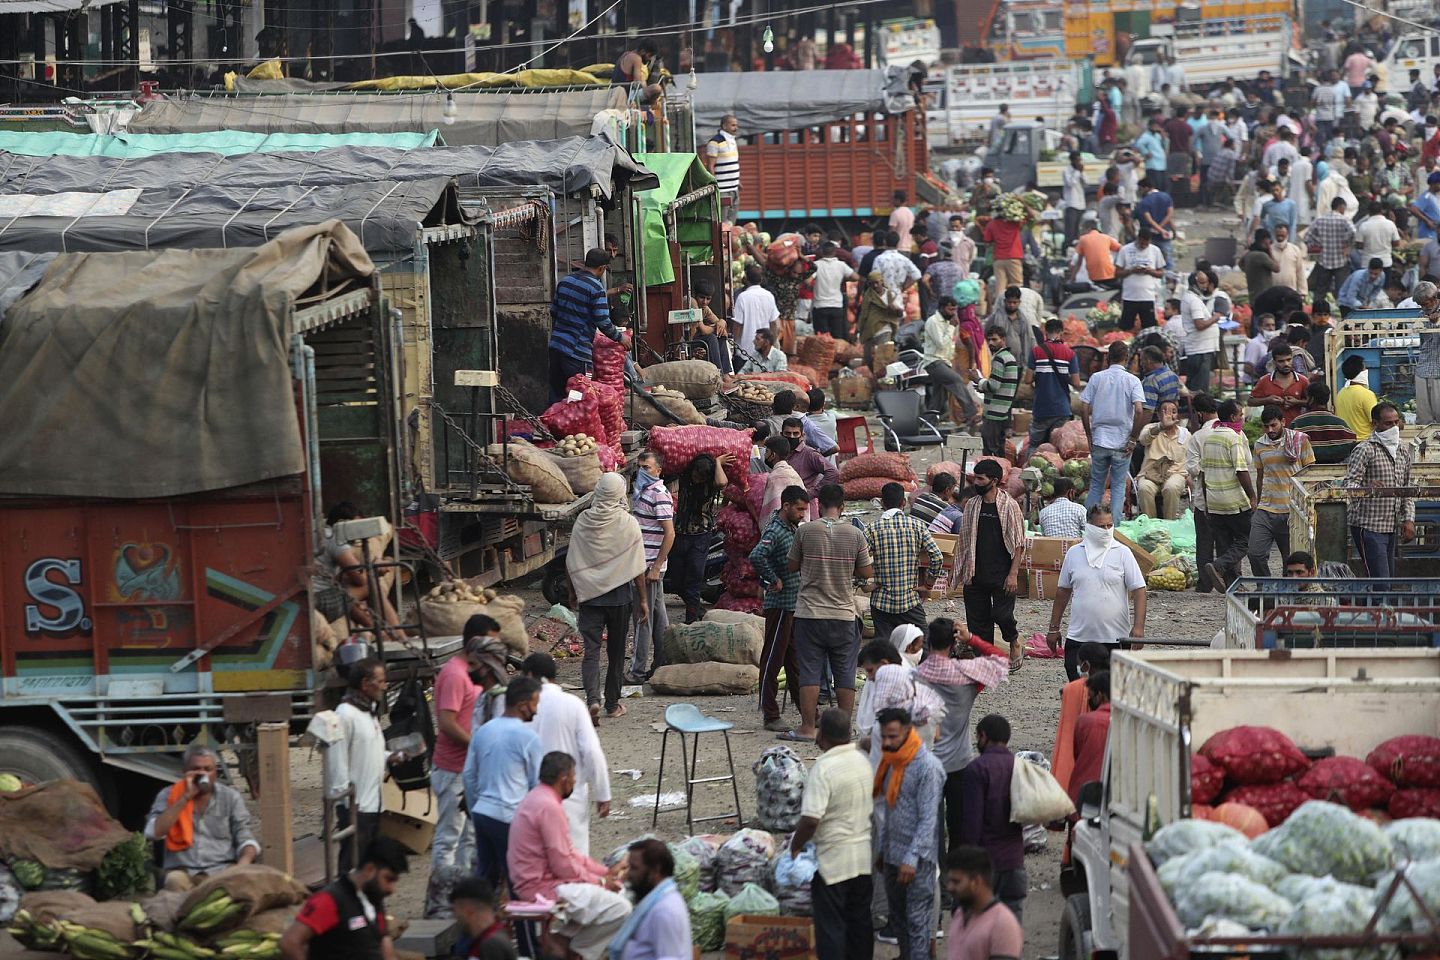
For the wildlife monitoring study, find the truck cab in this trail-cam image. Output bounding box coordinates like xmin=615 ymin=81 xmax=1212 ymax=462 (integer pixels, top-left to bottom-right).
xmin=1384 ymin=32 xmax=1440 ymax=87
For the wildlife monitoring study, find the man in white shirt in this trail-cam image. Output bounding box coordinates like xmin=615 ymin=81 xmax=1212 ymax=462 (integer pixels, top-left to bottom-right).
xmin=1270 ymin=224 xmax=1309 ymax=297
xmin=1113 ymin=228 xmax=1167 ymax=331
xmin=811 ymin=241 xmax=859 ymax=342
xmin=324 ymin=658 xmax=393 ymax=873
xmin=1061 ymin=152 xmax=1088 ymax=248
xmin=1291 ymin=149 xmax=1315 ymax=226
xmin=1044 ymin=504 xmax=1147 ymax=664
xmin=518 ymin=653 xmax=612 ymax=856
xmin=1355 ymin=200 xmax=1401 ymax=267
xmin=1180 ymin=268 xmax=1226 ymax=394
xmin=1261 ymin=126 xmax=1299 ymax=171
xmin=732 ymin=263 xmax=779 ymax=366
xmin=1079 ymin=341 xmax=1147 ymax=521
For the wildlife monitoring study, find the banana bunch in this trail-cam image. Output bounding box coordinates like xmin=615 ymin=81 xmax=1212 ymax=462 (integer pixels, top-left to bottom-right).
xmin=177 ymin=890 xmax=245 ymax=935
xmin=6 ymin=908 xmax=65 ymax=951
xmin=51 ymin=920 xmax=141 ymax=960
xmin=134 ymin=931 xmax=219 ymax=960
xmin=212 ymin=930 xmax=281 ymax=960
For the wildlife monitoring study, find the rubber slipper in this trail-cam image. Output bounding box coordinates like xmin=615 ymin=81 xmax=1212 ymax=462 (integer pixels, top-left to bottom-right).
xmin=776 ymin=730 xmax=813 ymax=742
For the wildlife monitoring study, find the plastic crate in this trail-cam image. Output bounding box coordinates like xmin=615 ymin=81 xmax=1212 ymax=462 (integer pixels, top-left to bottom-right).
xmin=1324 ymin=309 xmax=1424 ymax=389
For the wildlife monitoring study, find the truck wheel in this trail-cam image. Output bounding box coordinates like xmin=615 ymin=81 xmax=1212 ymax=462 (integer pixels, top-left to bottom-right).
xmin=0 ymin=727 xmax=109 ymax=801
xmin=1058 ymin=893 xmax=1093 ymax=960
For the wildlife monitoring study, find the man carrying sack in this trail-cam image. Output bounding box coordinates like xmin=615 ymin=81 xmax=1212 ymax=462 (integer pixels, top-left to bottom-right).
xmin=144 ymin=744 xmax=260 ymax=889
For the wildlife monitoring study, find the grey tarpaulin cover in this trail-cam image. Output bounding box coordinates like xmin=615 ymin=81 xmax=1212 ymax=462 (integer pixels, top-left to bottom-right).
xmin=0 ymin=221 xmax=374 ymax=498
xmin=130 ymin=87 xmax=628 ymax=146
xmin=690 ymin=66 xmax=915 ymax=135
xmin=0 ymin=251 xmax=55 ymax=316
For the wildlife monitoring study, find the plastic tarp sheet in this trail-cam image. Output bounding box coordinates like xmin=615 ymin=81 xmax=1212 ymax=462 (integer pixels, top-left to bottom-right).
xmin=0 ymin=129 xmax=438 ymax=157
xmin=0 ymin=221 xmax=374 ymax=498
xmin=129 ymin=88 xmax=629 ymax=147
xmin=0 ymin=252 xmax=55 ymax=317
xmin=690 ymin=67 xmax=916 ymax=135
xmin=633 ymin=152 xmax=717 ymax=288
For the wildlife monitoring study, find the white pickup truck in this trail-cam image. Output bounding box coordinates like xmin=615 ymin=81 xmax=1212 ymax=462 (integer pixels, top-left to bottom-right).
xmin=1062 ymin=648 xmax=1440 ymax=960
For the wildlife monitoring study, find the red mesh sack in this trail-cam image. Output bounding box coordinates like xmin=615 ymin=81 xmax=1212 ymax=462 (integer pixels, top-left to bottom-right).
xmin=834 ymin=340 xmax=861 ymax=365
xmin=597 ymin=444 xmax=620 ymax=473
xmin=591 ymin=328 xmax=631 ymax=390
xmin=1297 ymin=756 xmax=1396 ymax=811
xmin=1037 ymin=443 xmax=1060 ymax=456
xmin=1191 ymin=754 xmax=1225 ymax=805
xmin=567 ymin=375 xmax=623 ymax=445
xmin=841 ymin=476 xmax=917 ymax=500
xmin=1200 ymin=726 xmax=1311 ymax=785
xmin=540 ymin=392 xmax=604 ymax=441
xmin=797 ymin=334 xmax=838 ymax=373
xmin=767 ymin=233 xmax=802 ymax=272
xmin=788 ymin=363 xmax=822 ymax=389
xmin=1223 ymin=781 xmax=1310 ymax=827
xmin=714 ymin=592 xmax=763 ymax=615
xmin=1053 ymin=421 xmax=1090 ymax=460
xmin=716 ymin=504 xmax=760 ymax=557
xmin=1367 ymin=735 xmax=1440 ymax=788
xmin=648 ymin=426 xmax=753 ymax=489
xmin=744 ymin=371 xmax=813 ymax=394
xmin=1388 ymin=788 xmax=1440 ymax=819
xmin=927 ymin=461 xmax=965 ymax=483
xmin=1004 ymin=469 xmax=1027 ymax=500
xmin=1031 ymin=450 xmax=1064 ymax=471
xmin=838 ymin=451 xmax=916 ymax=483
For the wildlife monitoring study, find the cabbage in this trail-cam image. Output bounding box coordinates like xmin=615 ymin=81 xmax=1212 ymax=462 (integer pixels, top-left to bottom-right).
xmin=1146 ymin=818 xmax=1248 ymax=867
xmin=667 ymin=842 xmax=699 ymax=903
xmin=1278 ymin=885 xmax=1383 ymax=960
xmin=1174 ymin=871 xmax=1294 ymax=930
xmin=1251 ymin=801 xmax=1393 ymax=884
xmin=1376 ymin=858 xmax=1440 ymax=935
xmin=723 ymin=881 xmax=779 ymax=922
xmin=1385 ymin=819 xmax=1440 ymax=864
xmin=1157 ymin=844 xmax=1289 ymax=898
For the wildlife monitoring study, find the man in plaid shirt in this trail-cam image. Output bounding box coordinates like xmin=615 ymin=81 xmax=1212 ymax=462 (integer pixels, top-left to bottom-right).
xmin=1344 ymin=401 xmax=1415 ymax=579
xmin=750 ymin=486 xmax=811 ymax=733
xmin=865 ymin=483 xmax=944 ymax=642
xmin=1303 ymin=196 xmax=1355 ymax=305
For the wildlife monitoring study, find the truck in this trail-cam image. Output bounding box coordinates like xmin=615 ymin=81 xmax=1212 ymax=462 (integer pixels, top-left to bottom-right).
xmin=1223 ymin=576 xmax=1440 ymax=649
xmin=1063 ymin=648 xmax=1440 ymax=960
xmin=991 ymin=121 xmax=1110 ymax=191
xmin=924 ymin=60 xmax=1084 ymax=151
xmin=1121 ymin=15 xmax=1301 ymax=88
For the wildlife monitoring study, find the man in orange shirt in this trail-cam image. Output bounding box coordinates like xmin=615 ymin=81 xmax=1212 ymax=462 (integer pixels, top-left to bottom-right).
xmin=1069 ymin=670 xmax=1112 ymax=805
xmin=1071 ymin=218 xmax=1120 ymax=290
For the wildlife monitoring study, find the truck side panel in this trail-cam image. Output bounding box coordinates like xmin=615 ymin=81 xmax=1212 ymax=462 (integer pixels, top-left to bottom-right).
xmin=0 ymin=485 xmax=313 ymax=700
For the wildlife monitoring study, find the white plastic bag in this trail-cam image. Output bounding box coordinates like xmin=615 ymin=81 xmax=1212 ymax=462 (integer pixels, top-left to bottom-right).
xmin=1009 ymin=752 xmax=1075 ymax=825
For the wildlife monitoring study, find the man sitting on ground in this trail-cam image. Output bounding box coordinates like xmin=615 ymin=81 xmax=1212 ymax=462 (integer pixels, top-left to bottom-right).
xmin=449 ymin=879 xmax=518 ymax=960
xmin=145 ymin=745 xmax=259 ymax=889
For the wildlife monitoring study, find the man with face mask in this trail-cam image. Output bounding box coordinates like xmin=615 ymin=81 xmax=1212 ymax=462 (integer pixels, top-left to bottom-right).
xmin=1410 ymin=281 xmax=1440 ymax=423
xmin=1067 ymin=670 xmax=1112 ymax=806
xmin=429 ymin=618 xmax=508 ymax=876
xmin=944 ymin=846 xmax=1023 ymax=958
xmin=1344 ymin=401 xmax=1416 ymax=578
xmin=957 ymin=714 xmax=1026 ymax=920
xmin=873 ymin=707 xmax=945 ymax=960
xmin=781 ymin=417 xmax=839 ymax=503
xmin=1045 ymin=505 xmax=1147 ymax=680
xmin=751 ymin=485 xmax=812 ymax=732
xmin=463 ymin=677 xmax=544 ymax=889
xmin=866 ymin=482 xmax=944 ymax=642
xmin=1242 ymin=313 xmax=1279 ymax=384
xmin=608 ymin=839 xmax=691 ymax=960
xmin=282 ymin=837 xmax=408 ymax=960
xmin=951 ymin=460 xmax=1026 ymax=672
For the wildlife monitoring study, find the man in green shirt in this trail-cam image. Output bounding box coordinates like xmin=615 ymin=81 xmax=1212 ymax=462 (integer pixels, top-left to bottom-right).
xmin=1200 ymin=399 xmax=1258 ymax=591
xmin=971 ymin=325 xmax=1020 ymax=458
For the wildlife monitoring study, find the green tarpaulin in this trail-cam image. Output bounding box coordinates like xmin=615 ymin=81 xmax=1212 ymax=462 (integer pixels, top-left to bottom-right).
xmin=0 ymin=129 xmax=438 ymax=158
xmin=634 ymin=152 xmax=717 ymax=288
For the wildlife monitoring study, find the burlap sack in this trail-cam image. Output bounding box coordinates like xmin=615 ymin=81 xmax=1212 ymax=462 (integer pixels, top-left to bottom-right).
xmin=545 ymin=450 xmax=603 ymax=494
xmin=702 ymin=609 xmax=767 ymax=638
xmin=661 ymin=621 xmax=762 ymax=667
xmin=628 ymin=388 xmax=705 ymax=427
xmin=241 ymin=906 xmax=298 ymax=935
xmin=0 ymin=780 xmax=130 ymax=870
xmin=176 ymin=865 xmax=306 ymax=935
xmin=418 ymin=593 xmax=528 ymax=655
xmin=18 ymin=891 xmax=97 ymax=924
xmin=642 ymin=360 xmax=723 ymax=400
xmin=139 ymin=890 xmax=188 ymax=932
xmin=649 ymin=662 xmax=759 ymax=696
xmin=490 ymin=440 xmax=574 ymax=503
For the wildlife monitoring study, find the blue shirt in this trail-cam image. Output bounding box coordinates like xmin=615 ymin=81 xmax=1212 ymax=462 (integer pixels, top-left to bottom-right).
xmin=1337 ymin=268 xmax=1386 ymax=309
xmin=1415 ymin=192 xmax=1440 ymax=240
xmin=1135 ymin=131 xmax=1167 ymax=172
xmin=1029 ymin=339 xmax=1078 ymax=419
xmin=1141 ymin=364 xmax=1181 ymax=410
xmin=462 ymin=715 xmax=543 ymax=823
xmin=548 ymin=269 xmax=618 ymax=363
xmin=1080 ymin=365 xmax=1146 ymax=450
xmin=1135 ymin=191 xmax=1174 ymax=234
xmin=1261 ymin=198 xmax=1297 ymax=237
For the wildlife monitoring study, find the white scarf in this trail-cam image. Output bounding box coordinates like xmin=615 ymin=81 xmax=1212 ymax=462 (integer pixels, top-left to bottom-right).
xmin=1376 ymin=426 xmax=1402 ymax=456
xmin=1082 ymin=523 xmax=1117 ymax=568
xmin=567 ymin=473 xmax=648 ymax=603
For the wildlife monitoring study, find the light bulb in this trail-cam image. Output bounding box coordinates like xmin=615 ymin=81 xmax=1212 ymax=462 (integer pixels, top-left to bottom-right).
xmin=688 ymin=67 xmax=698 ymax=90
xmin=762 ymin=26 xmax=774 ymax=54
xmin=443 ymin=92 xmax=457 ymax=124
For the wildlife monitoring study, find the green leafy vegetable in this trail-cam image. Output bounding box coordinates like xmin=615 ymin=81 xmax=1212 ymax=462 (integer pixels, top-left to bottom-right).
xmin=97 ymin=832 xmax=155 ymax=900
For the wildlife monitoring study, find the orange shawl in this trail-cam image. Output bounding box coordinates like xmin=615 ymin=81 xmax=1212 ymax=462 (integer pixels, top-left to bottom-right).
xmin=164 ymin=779 xmax=196 ymax=852
xmin=1051 ymin=678 xmax=1092 ymax=794
xmin=873 ymin=728 xmax=922 ymax=808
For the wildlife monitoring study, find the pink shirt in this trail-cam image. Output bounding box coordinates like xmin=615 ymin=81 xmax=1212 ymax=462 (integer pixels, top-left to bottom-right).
xmin=948 ymin=900 xmax=1024 ymax=960
xmin=890 ymin=206 xmax=916 ymax=252
xmin=432 ymin=654 xmax=479 ymax=773
xmin=1344 ymin=52 xmax=1370 ymax=87
xmin=508 ymin=784 xmax=607 ymax=901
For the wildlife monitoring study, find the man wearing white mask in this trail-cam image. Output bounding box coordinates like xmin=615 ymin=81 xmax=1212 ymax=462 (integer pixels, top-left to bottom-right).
xmin=1344 ymin=401 xmax=1415 ymax=579
xmin=1044 ymin=505 xmax=1147 ymax=682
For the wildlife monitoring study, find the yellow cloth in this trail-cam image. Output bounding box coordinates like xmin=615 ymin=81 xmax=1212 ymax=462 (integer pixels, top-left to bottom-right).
xmin=873 ymin=728 xmax=922 ymax=808
xmin=799 ymin=744 xmax=873 ymax=884
xmin=1336 ymin=381 xmax=1378 ymax=440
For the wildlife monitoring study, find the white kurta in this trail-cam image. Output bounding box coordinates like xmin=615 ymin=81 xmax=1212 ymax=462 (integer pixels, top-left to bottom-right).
xmin=533 ymin=681 xmax=612 ymax=856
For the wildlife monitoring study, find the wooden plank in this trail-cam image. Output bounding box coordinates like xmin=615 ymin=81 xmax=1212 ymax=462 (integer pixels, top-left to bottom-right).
xmin=255 ymin=722 xmax=294 ymax=874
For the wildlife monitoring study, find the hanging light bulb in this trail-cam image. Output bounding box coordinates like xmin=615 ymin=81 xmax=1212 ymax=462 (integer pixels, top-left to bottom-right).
xmin=442 ymin=92 xmax=457 ymax=125
xmin=762 ymin=26 xmax=774 ymax=54
xmin=687 ymin=67 xmax=698 ymax=90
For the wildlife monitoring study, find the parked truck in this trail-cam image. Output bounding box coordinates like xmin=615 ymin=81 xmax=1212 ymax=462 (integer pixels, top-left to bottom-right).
xmin=924 ymin=60 xmax=1084 ymax=151
xmin=1122 ymin=15 xmax=1300 ymax=88
xmin=1062 ymin=648 xmax=1440 ymax=960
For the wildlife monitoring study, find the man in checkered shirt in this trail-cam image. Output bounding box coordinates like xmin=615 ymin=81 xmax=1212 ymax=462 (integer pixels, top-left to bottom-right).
xmin=865 ymin=482 xmax=944 ymax=643
xmin=1343 ymin=400 xmax=1415 ymax=579
xmin=1303 ymin=196 xmax=1355 ymax=305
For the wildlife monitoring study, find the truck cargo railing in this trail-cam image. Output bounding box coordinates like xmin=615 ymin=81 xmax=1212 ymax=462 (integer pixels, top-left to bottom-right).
xmin=1288 ymin=463 xmax=1440 ymax=563
xmin=1129 ymin=842 xmax=1440 ymax=958
xmin=1224 ymin=576 xmax=1440 ymax=649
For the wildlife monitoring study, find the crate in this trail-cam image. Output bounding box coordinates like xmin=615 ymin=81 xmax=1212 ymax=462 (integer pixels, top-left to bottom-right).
xmin=1223 ymin=576 xmax=1440 ymax=649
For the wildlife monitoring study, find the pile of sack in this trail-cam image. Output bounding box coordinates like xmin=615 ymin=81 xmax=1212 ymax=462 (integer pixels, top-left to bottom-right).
xmin=837 ymin=452 xmax=917 ymax=501
xmin=417 ymin=582 xmax=528 ymax=654
xmin=648 ymin=611 xmax=763 ymax=696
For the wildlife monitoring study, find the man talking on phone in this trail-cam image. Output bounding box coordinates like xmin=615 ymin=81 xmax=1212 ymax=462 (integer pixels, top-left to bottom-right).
xmin=145 ymin=744 xmax=260 ymax=890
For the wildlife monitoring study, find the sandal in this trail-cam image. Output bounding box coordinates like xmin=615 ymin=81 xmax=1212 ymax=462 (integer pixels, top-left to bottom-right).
xmin=606 ymin=705 xmax=627 ymax=719
xmin=588 ymin=702 xmax=601 ymax=727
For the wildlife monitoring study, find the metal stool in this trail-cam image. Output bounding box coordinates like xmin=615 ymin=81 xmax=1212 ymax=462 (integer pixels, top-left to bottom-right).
xmin=652 ymin=703 xmax=743 ymax=835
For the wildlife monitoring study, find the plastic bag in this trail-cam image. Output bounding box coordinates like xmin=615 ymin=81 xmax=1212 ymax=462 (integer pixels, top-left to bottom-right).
xmin=1250 ymin=801 xmax=1393 ymax=884
xmin=667 ymin=842 xmax=700 ymax=902
xmin=1174 ymin=871 xmax=1294 ymax=930
xmin=1386 ymin=818 xmax=1440 ymax=863
xmin=1377 ymin=858 xmax=1440 ymax=934
xmin=1278 ymin=885 xmax=1381 ymax=960
xmin=1156 ymin=844 xmax=1290 ymax=899
xmin=722 ymin=882 xmax=780 ymax=922
xmin=752 ymin=747 xmax=807 ymax=833
xmin=1145 ymin=819 xmax=1248 ymax=867
xmin=770 ymin=842 xmax=818 ymax=916
xmin=688 ymin=890 xmax=730 ymax=951
xmin=1010 ymin=752 xmax=1075 ymax=825
xmin=675 ymin=835 xmax=725 ymax=894
xmin=715 ymin=829 xmax=777 ymax=896
xmin=1117 ymin=511 xmax=1199 ymax=558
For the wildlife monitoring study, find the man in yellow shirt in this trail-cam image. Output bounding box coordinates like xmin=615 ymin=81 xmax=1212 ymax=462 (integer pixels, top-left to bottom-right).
xmin=1336 ymin=355 xmax=1378 ymax=440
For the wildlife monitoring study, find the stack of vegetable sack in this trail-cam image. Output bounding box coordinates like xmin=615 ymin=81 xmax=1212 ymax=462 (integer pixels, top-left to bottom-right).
xmin=837 ymin=452 xmax=917 ymax=501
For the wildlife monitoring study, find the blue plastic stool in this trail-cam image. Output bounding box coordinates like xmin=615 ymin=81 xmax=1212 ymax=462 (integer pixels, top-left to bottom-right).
xmin=652 ymin=703 xmax=744 ymax=835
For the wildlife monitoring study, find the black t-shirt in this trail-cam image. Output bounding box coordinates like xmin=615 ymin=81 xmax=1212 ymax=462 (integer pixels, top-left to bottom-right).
xmin=972 ymin=503 xmax=1012 ymax=586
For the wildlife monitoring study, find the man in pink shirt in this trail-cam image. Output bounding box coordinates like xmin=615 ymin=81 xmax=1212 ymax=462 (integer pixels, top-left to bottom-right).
xmin=945 ymin=847 xmax=1024 ymax=960
xmin=889 ymin=190 xmax=916 ymax=253
xmin=508 ymin=752 xmax=625 ymax=902
xmin=430 ymin=619 xmax=508 ymax=877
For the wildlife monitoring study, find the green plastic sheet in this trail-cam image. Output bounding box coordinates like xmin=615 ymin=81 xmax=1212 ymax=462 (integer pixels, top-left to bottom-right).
xmin=634 ymin=152 xmax=717 ymax=288
xmin=0 ymin=129 xmax=437 ymax=158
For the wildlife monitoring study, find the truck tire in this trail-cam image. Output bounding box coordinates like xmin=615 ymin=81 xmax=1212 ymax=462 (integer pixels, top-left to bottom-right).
xmin=1058 ymin=893 xmax=1093 ymax=960
xmin=0 ymin=727 xmax=108 ymax=800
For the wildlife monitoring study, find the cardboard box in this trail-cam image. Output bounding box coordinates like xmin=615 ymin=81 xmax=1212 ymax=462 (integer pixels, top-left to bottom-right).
xmin=1027 ymin=568 xmax=1063 ymax=600
xmin=380 ymin=778 xmax=437 ymax=855
xmin=1115 ymin=531 xmax=1156 ymax=576
xmin=1025 ymin=536 xmax=1079 ymax=570
xmin=1011 ymin=408 xmax=1032 ymax=438
xmin=724 ymin=915 xmax=815 ymax=960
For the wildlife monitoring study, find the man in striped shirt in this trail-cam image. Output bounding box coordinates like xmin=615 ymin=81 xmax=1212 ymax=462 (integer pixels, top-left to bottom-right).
xmin=1199 ymin=399 xmax=1257 ymax=591
xmin=972 ymin=326 xmax=1020 ymax=458
xmin=629 ymin=451 xmax=674 ymax=683
xmin=548 ymin=248 xmax=623 ymax=403
xmin=704 ymin=115 xmax=741 ymax=224
xmin=1291 ymin=381 xmax=1356 ymax=465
